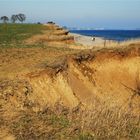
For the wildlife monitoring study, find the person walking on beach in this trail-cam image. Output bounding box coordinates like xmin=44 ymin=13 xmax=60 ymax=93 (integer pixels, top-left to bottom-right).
xmin=92 ymin=36 xmax=95 ymax=41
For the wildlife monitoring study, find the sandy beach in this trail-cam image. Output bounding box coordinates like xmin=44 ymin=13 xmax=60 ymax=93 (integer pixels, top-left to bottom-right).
xmin=70 ymin=33 xmax=140 ymax=49
xmin=71 ymin=33 xmax=106 ymax=46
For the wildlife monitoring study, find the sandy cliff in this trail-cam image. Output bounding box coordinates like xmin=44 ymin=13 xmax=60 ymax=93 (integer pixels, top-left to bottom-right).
xmin=0 ymin=24 xmax=140 ymax=139
xmin=1 ymin=45 xmax=140 ymax=114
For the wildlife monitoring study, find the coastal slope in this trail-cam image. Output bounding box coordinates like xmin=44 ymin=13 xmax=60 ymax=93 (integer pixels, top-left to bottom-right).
xmin=0 ymin=24 xmax=140 ymax=139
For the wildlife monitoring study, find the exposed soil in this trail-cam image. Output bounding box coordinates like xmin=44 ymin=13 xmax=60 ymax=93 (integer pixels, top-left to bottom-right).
xmin=0 ymin=44 xmax=140 ymax=139
xmin=0 ymin=24 xmax=140 ymax=139
xmin=25 ymin=23 xmax=74 ymax=45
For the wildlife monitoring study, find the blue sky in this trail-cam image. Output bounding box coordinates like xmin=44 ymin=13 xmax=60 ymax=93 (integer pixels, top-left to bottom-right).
xmin=0 ymin=0 xmax=140 ymax=29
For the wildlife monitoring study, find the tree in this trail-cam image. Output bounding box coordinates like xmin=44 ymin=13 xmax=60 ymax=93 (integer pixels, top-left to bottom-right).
xmin=0 ymin=16 xmax=9 ymax=23
xmin=17 ymin=13 xmax=26 ymax=23
xmin=11 ymin=15 xmax=18 ymax=23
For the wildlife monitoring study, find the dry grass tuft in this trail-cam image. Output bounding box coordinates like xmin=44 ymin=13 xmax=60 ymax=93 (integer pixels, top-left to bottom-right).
xmin=93 ymin=38 xmax=140 ymax=49
xmin=1 ymin=98 xmax=140 ymax=139
xmin=79 ymin=100 xmax=140 ymax=139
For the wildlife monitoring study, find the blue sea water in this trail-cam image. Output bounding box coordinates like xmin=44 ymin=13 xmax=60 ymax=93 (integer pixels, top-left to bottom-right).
xmin=70 ymin=30 xmax=140 ymax=41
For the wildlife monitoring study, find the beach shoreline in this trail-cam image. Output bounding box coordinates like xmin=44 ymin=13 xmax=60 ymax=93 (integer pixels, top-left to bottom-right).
xmin=70 ymin=32 xmax=140 ymax=48
xmin=70 ymin=33 xmax=110 ymax=47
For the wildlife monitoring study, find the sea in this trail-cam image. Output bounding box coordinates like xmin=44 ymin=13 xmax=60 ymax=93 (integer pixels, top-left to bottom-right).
xmin=70 ymin=30 xmax=140 ymax=42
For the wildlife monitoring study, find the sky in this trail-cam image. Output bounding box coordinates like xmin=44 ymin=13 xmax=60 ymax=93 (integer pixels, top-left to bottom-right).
xmin=0 ymin=0 xmax=140 ymax=29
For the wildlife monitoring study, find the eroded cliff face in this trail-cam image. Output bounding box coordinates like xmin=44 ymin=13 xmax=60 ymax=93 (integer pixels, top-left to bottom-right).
xmin=1 ymin=46 xmax=140 ymax=115
xmin=25 ymin=23 xmax=74 ymax=45
xmin=1 ymin=46 xmax=140 ymax=139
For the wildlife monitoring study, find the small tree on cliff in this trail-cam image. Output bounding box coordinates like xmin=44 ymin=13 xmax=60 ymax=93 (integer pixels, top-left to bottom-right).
xmin=11 ymin=15 xmax=18 ymax=23
xmin=17 ymin=13 xmax=26 ymax=23
xmin=0 ymin=16 xmax=9 ymax=23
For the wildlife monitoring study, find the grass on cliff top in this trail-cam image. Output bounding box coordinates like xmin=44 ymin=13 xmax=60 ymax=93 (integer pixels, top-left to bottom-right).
xmin=0 ymin=23 xmax=46 ymax=46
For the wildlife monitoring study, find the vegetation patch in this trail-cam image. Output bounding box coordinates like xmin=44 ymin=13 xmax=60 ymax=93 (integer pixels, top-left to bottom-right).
xmin=0 ymin=24 xmax=45 ymax=45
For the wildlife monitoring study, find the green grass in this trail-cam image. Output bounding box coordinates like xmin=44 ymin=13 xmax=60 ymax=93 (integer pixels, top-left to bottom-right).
xmin=50 ymin=114 xmax=70 ymax=127
xmin=78 ymin=132 xmax=95 ymax=140
xmin=0 ymin=23 xmax=45 ymax=45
